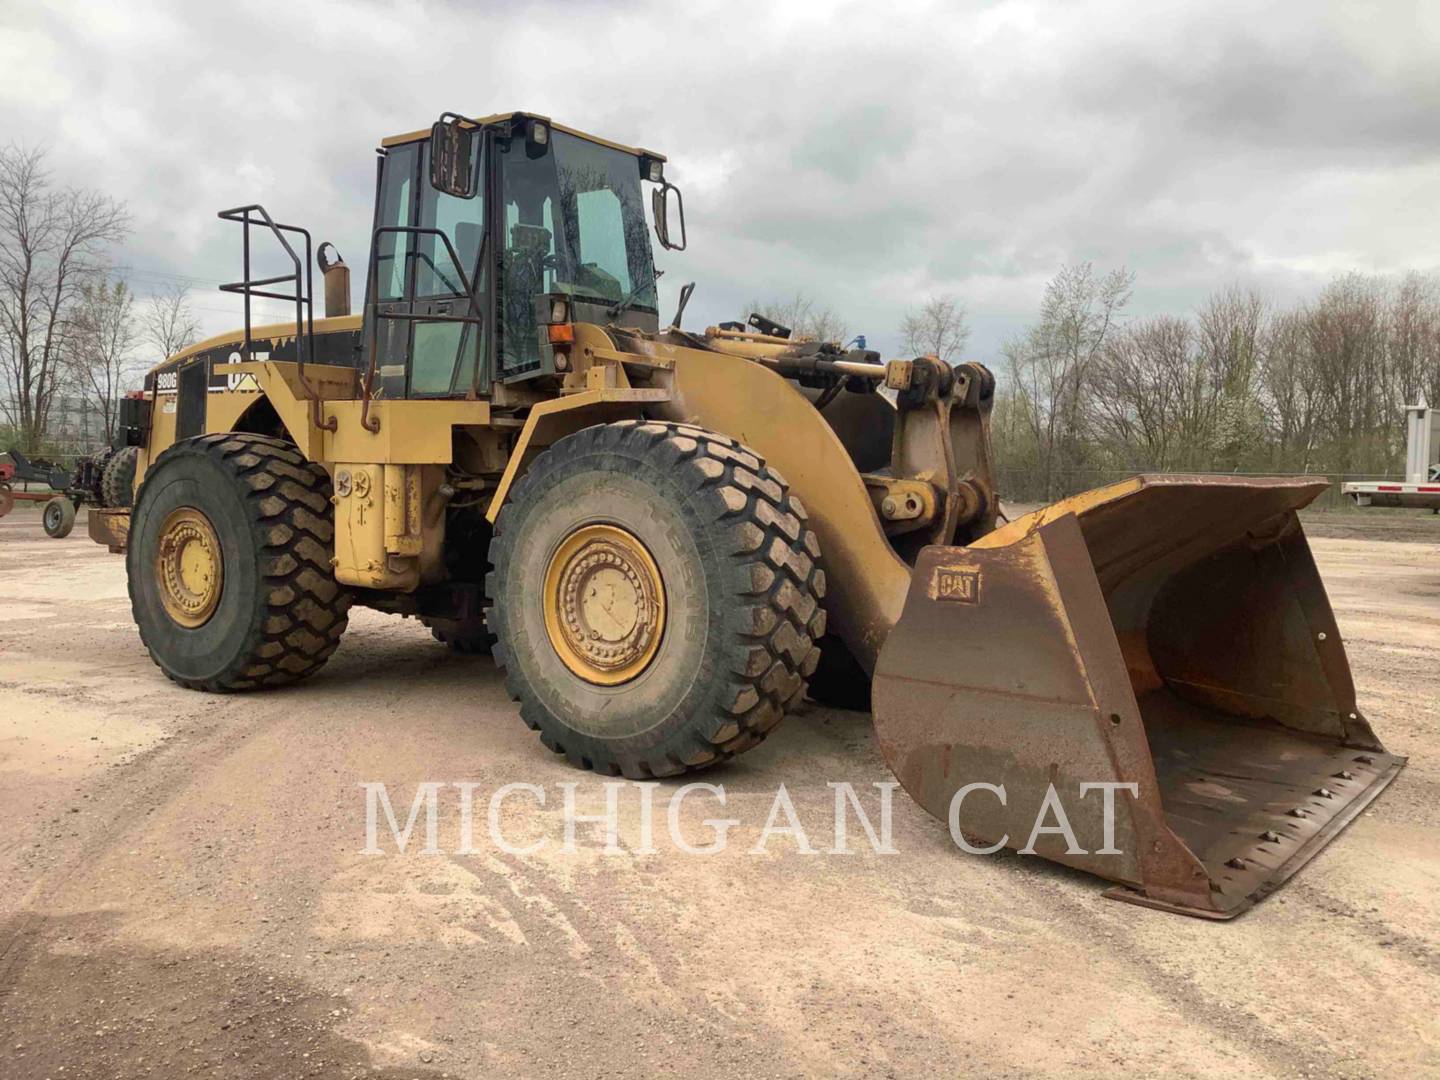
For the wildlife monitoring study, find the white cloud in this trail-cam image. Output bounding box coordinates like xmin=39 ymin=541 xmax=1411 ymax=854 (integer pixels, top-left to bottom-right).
xmin=2 ymin=0 xmax=1436 ymax=359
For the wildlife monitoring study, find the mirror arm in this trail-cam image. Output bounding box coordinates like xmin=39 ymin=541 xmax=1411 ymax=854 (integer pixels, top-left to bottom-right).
xmin=670 ymin=281 xmax=695 ymax=329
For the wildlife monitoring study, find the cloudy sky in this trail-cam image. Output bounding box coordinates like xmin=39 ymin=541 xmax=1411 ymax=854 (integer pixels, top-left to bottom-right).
xmin=2 ymin=0 xmax=1437 ymax=362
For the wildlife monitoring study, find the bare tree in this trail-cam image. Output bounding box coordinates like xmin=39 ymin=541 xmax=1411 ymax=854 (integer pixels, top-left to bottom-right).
xmin=67 ymin=277 xmax=139 ymax=443
xmin=899 ymin=295 xmax=969 ymax=363
xmin=140 ymin=282 xmax=201 ymax=359
xmin=1258 ymin=307 xmax=1323 ymax=472
xmin=1305 ymin=273 xmax=1388 ymax=473
xmin=1196 ymin=286 xmax=1266 ymax=393
xmin=1195 ymin=285 xmax=1266 ymax=468
xmin=0 ymin=145 xmax=129 ymax=450
xmin=1003 ymin=263 xmax=1133 ymax=499
xmin=747 ymin=292 xmax=848 ymax=344
xmin=748 ymin=292 xmax=812 ymax=335
xmin=1090 ymin=315 xmax=1199 ymax=470
xmin=803 ymin=307 xmax=850 ymax=346
xmin=1385 ymin=272 xmax=1440 ymax=421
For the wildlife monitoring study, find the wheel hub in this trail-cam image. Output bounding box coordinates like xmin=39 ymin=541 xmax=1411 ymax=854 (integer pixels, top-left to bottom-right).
xmin=543 ymin=524 xmax=665 ymax=685
xmin=155 ymin=506 xmax=223 ymax=628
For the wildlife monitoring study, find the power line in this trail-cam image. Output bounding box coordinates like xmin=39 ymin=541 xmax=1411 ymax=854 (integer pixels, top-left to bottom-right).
xmin=102 ymin=265 xmax=302 ymax=321
xmin=109 ymin=265 xmax=230 ymax=287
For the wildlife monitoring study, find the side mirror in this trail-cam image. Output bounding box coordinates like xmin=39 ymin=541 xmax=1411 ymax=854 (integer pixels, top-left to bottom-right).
xmin=430 ymin=114 xmax=477 ymax=198
xmin=651 ymin=181 xmax=687 ymax=252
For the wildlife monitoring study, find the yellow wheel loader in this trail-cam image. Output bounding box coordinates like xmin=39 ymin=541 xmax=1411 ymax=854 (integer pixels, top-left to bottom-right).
xmin=92 ymin=111 xmax=1404 ymax=918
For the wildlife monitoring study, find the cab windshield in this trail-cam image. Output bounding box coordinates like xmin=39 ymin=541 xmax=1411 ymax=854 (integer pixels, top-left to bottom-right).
xmin=501 ymin=130 xmax=657 ymax=371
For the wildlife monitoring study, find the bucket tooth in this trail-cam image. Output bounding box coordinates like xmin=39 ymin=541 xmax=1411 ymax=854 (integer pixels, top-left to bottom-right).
xmin=872 ymin=474 xmax=1406 ymax=919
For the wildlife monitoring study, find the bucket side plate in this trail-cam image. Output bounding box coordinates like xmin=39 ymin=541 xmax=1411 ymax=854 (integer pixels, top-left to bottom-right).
xmin=874 ymin=477 xmax=1406 ymax=918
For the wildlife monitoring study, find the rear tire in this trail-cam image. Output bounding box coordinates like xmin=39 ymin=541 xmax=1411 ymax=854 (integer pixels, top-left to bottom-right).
xmin=487 ymin=421 xmax=826 ymax=778
xmin=102 ymin=446 xmax=139 ymax=508
xmin=42 ymin=497 xmax=76 ymax=538
xmin=422 ymin=616 xmax=494 ymax=654
xmin=89 ymin=447 xmax=116 ymax=502
xmin=422 ymin=510 xmax=494 ymax=654
xmin=127 ymin=433 xmax=350 ymax=691
xmin=805 ymin=634 xmax=873 ymax=711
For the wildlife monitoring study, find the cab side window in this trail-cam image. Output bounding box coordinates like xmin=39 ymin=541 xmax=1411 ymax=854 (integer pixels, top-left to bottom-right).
xmin=499 ymin=144 xmax=558 ymax=377
xmin=408 ymin=139 xmax=488 ymax=396
xmin=417 ymin=139 xmax=484 ymax=299
xmin=374 ymin=144 xmax=416 ymax=302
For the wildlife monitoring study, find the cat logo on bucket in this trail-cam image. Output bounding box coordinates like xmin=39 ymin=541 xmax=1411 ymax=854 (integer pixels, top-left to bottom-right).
xmin=932 ymin=566 xmax=980 ymax=604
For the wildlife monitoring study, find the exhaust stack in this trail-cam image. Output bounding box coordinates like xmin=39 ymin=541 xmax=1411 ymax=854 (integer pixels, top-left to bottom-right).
xmin=318 ymin=242 xmax=350 ymax=318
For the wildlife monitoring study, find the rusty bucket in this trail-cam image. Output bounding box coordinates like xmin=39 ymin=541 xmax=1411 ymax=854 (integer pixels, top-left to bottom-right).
xmin=872 ymin=475 xmax=1405 ymax=918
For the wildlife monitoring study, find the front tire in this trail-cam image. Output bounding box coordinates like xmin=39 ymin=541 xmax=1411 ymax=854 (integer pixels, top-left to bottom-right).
xmin=127 ymin=433 xmax=350 ymax=691
xmin=487 ymin=421 xmax=826 ymax=778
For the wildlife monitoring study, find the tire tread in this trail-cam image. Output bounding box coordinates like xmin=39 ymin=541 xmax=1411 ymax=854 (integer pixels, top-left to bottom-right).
xmin=101 ymin=446 xmax=139 ymax=508
xmin=129 ymin=433 xmax=349 ymax=692
xmin=487 ymin=420 xmax=824 ymax=778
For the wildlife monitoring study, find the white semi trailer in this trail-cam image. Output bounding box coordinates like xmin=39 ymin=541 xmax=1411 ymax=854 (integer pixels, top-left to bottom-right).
xmin=1344 ymin=400 xmax=1440 ymax=510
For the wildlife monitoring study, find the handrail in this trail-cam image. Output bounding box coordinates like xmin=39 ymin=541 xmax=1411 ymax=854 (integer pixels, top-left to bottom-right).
xmin=217 ymin=204 xmax=335 ymax=432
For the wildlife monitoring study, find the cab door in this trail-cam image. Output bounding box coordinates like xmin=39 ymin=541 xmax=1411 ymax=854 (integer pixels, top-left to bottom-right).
xmin=363 ymin=135 xmax=490 ymax=400
xmin=367 ymin=141 xmax=416 ymax=400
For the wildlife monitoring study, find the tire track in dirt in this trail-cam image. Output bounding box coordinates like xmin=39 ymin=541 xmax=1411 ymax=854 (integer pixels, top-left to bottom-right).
xmin=0 ymin=693 xmax=299 ymax=983
xmin=1007 ymin=860 xmax=1354 ymax=1080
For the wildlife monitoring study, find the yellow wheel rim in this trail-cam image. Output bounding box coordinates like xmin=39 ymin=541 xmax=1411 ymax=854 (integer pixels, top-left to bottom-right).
xmin=154 ymin=506 xmax=223 ymax=628
xmin=542 ymin=524 xmax=666 ymax=686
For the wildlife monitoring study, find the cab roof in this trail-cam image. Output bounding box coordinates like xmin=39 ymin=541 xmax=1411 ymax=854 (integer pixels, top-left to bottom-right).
xmin=379 ymin=111 xmax=665 ymax=162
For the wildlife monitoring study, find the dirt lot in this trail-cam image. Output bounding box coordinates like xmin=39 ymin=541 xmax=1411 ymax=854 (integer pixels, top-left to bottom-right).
xmin=0 ymin=506 xmax=1436 ymax=1078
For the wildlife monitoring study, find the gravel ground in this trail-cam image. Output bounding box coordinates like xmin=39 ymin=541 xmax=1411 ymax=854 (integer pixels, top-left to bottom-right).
xmin=0 ymin=506 xmax=1436 ymax=1078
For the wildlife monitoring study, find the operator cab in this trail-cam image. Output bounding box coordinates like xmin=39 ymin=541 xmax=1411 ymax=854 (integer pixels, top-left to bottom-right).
xmin=365 ymin=111 xmax=682 ymax=400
